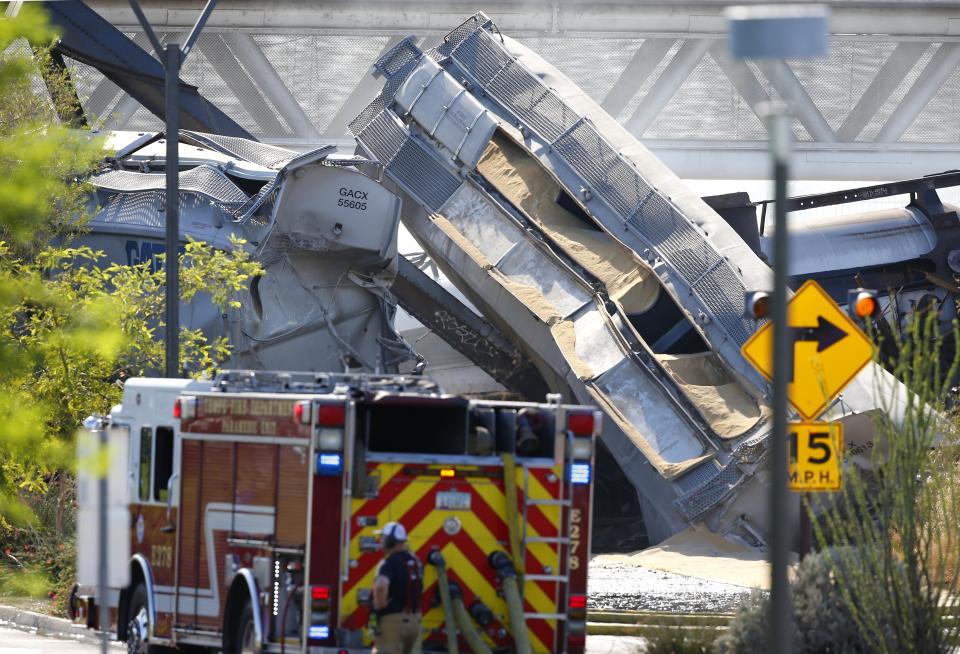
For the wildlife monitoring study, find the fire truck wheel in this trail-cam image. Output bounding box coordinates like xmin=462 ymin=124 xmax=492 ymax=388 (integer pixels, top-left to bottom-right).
xmin=225 ymin=600 xmax=257 ymax=654
xmin=126 ymin=583 xmax=161 ymax=654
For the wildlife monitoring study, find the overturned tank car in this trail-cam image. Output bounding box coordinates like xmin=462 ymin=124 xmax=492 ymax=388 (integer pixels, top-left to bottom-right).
xmin=347 ymin=13 xmax=912 ymax=546
xmin=76 ymin=130 xmax=411 ymax=375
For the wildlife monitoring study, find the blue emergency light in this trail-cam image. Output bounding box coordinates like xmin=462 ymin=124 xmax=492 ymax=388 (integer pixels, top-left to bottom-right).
xmin=316 ymin=453 xmax=343 ymax=476
xmin=569 ymin=462 xmax=591 ymax=485
xmin=308 ymin=625 xmax=330 ymax=639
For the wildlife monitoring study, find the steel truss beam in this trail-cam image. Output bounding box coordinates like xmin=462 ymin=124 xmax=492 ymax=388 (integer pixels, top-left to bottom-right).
xmin=837 ymin=41 xmax=929 ymax=142
xmin=222 ymin=32 xmax=320 ymax=140
xmin=69 ymin=1 xmax=960 ymax=180
xmin=198 ymin=33 xmax=286 ymax=135
xmin=875 ymin=43 xmax=960 ymax=143
xmin=44 ymin=0 xmax=251 ymax=138
xmin=755 ymin=59 xmax=836 ymax=143
xmin=625 ymin=39 xmax=713 ymax=136
xmin=601 ymin=38 xmax=675 ymax=118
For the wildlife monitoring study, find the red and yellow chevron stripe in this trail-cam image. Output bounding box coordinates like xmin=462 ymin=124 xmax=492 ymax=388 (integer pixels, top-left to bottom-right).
xmin=340 ymin=461 xmax=564 ymax=653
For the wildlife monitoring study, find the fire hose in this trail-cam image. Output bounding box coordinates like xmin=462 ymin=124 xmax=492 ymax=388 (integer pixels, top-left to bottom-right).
xmin=490 ymin=551 xmax=533 ymax=654
xmin=427 ymin=550 xmax=459 ymax=654
xmin=500 ymin=452 xmax=524 ymax=587
xmin=428 ymin=550 xmax=494 ymax=654
xmin=499 ymin=450 xmax=533 ymax=654
xmin=449 ymin=582 xmax=494 ymax=654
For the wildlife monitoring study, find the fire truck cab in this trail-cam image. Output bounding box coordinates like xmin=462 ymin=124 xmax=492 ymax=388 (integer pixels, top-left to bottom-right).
xmin=73 ymin=370 xmax=598 ymax=653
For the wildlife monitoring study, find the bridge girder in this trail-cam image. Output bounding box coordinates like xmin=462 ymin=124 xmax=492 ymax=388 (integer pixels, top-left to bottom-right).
xmin=72 ymin=1 xmax=960 ymax=180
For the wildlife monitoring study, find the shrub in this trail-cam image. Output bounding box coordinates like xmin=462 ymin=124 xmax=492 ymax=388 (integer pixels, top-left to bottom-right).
xmin=0 ymin=472 xmax=76 ymax=615
xmin=810 ymin=314 xmax=960 ymax=654
xmin=712 ymin=549 xmax=872 ymax=654
xmin=644 ymin=621 xmax=717 ymax=654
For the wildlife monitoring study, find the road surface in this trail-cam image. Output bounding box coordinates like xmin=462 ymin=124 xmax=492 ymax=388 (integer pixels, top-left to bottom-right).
xmin=0 ymin=626 xmax=123 ymax=653
xmin=0 ymin=625 xmax=645 ymax=653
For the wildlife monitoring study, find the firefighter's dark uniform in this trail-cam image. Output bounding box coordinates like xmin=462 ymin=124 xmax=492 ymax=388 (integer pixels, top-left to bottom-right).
xmin=372 ymin=550 xmax=423 ymax=654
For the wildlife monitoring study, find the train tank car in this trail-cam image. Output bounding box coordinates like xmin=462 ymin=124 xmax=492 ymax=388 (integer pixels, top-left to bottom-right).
xmin=347 ymin=13 xmax=912 ymax=546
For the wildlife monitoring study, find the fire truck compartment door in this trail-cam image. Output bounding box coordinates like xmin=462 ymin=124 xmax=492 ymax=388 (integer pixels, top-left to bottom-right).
xmin=175 ymin=434 xmax=310 ymax=629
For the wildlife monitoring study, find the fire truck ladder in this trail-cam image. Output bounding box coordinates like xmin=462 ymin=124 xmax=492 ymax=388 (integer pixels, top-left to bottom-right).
xmin=519 ymin=462 xmax=572 ymax=622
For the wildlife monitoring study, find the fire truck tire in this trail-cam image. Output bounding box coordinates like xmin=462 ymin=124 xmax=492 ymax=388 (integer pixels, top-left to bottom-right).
xmin=126 ymin=583 xmax=167 ymax=654
xmin=224 ymin=599 xmax=257 ymax=654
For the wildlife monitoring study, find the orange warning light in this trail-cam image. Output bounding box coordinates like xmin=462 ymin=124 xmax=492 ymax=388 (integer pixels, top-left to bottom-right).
xmin=848 ymin=288 xmax=879 ymax=320
xmin=745 ymin=291 xmax=770 ymax=320
xmin=855 ymin=294 xmax=877 ymax=318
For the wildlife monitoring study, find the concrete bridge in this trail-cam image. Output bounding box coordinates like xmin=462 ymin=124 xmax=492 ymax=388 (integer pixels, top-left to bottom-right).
xmin=69 ymin=0 xmax=960 ymax=181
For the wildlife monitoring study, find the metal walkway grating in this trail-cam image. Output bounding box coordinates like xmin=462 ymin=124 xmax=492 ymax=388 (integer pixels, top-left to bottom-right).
xmin=386 ymin=140 xmax=462 ymax=213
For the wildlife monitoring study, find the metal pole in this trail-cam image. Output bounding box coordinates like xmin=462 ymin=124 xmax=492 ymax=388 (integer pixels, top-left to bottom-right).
xmin=131 ymin=0 xmax=215 ymax=378
xmin=799 ymin=493 xmax=812 ymax=559
xmin=164 ymin=43 xmax=180 ymax=378
xmin=97 ymin=428 xmax=108 ymax=654
xmin=767 ymin=107 xmax=792 ymax=654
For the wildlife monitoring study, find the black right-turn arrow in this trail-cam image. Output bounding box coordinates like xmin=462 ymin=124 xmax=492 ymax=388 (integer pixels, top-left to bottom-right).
xmin=787 ymin=315 xmax=848 ymax=382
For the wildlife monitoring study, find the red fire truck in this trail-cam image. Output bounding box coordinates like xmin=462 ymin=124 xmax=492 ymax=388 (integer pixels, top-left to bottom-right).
xmin=71 ymin=370 xmax=598 ymax=653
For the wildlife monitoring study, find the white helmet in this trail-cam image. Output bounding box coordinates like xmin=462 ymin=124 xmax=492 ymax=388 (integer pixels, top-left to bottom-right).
xmin=380 ymin=521 xmax=407 ymax=546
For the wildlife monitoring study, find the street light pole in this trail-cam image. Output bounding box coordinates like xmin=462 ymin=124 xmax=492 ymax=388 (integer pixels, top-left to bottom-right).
xmin=164 ymin=42 xmax=180 ymax=377
xmin=727 ymin=6 xmax=829 ymax=653
xmin=96 ymin=425 xmax=107 ymax=654
xmin=767 ymin=104 xmax=792 ymax=654
xmin=129 ymin=0 xmax=217 ymax=378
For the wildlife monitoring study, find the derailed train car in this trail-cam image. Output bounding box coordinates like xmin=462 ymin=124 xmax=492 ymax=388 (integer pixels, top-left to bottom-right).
xmin=76 ymin=130 xmax=412 ymax=375
xmin=347 ymin=13 xmax=912 ymax=545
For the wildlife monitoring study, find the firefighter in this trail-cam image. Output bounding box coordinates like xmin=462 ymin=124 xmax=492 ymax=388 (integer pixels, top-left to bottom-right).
xmin=371 ymin=521 xmax=423 ymax=654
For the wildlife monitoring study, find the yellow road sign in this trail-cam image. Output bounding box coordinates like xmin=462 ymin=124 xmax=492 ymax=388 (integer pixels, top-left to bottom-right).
xmin=788 ymin=421 xmax=843 ymax=492
xmin=741 ymin=280 xmax=874 ymax=420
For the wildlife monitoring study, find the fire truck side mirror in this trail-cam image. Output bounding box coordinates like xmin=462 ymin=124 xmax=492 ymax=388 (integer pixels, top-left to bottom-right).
xmin=160 ymin=473 xmax=179 ymax=533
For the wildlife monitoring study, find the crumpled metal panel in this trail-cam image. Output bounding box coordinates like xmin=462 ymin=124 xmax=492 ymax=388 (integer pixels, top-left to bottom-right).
xmin=92 ymin=165 xmax=249 ymax=207
xmin=92 ymin=192 xmax=166 ymax=230
xmin=180 ymin=131 xmax=299 ymax=170
xmin=674 ymin=459 xmax=745 ymax=521
xmin=85 ymin=131 xmax=413 ymax=379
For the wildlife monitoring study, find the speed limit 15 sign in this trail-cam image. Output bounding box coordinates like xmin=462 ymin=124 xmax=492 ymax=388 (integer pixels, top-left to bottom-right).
xmin=788 ymin=422 xmax=843 ymax=492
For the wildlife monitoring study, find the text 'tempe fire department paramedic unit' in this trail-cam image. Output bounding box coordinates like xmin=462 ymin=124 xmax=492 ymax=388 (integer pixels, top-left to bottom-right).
xmin=71 ymin=370 xmax=599 ymax=653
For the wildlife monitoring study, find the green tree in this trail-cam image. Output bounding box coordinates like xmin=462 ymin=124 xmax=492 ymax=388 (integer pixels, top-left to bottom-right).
xmin=1 ymin=238 xmax=261 ymax=609
xmin=0 ymin=4 xmax=105 ymax=527
xmin=0 ymin=6 xmax=264 ymax=611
